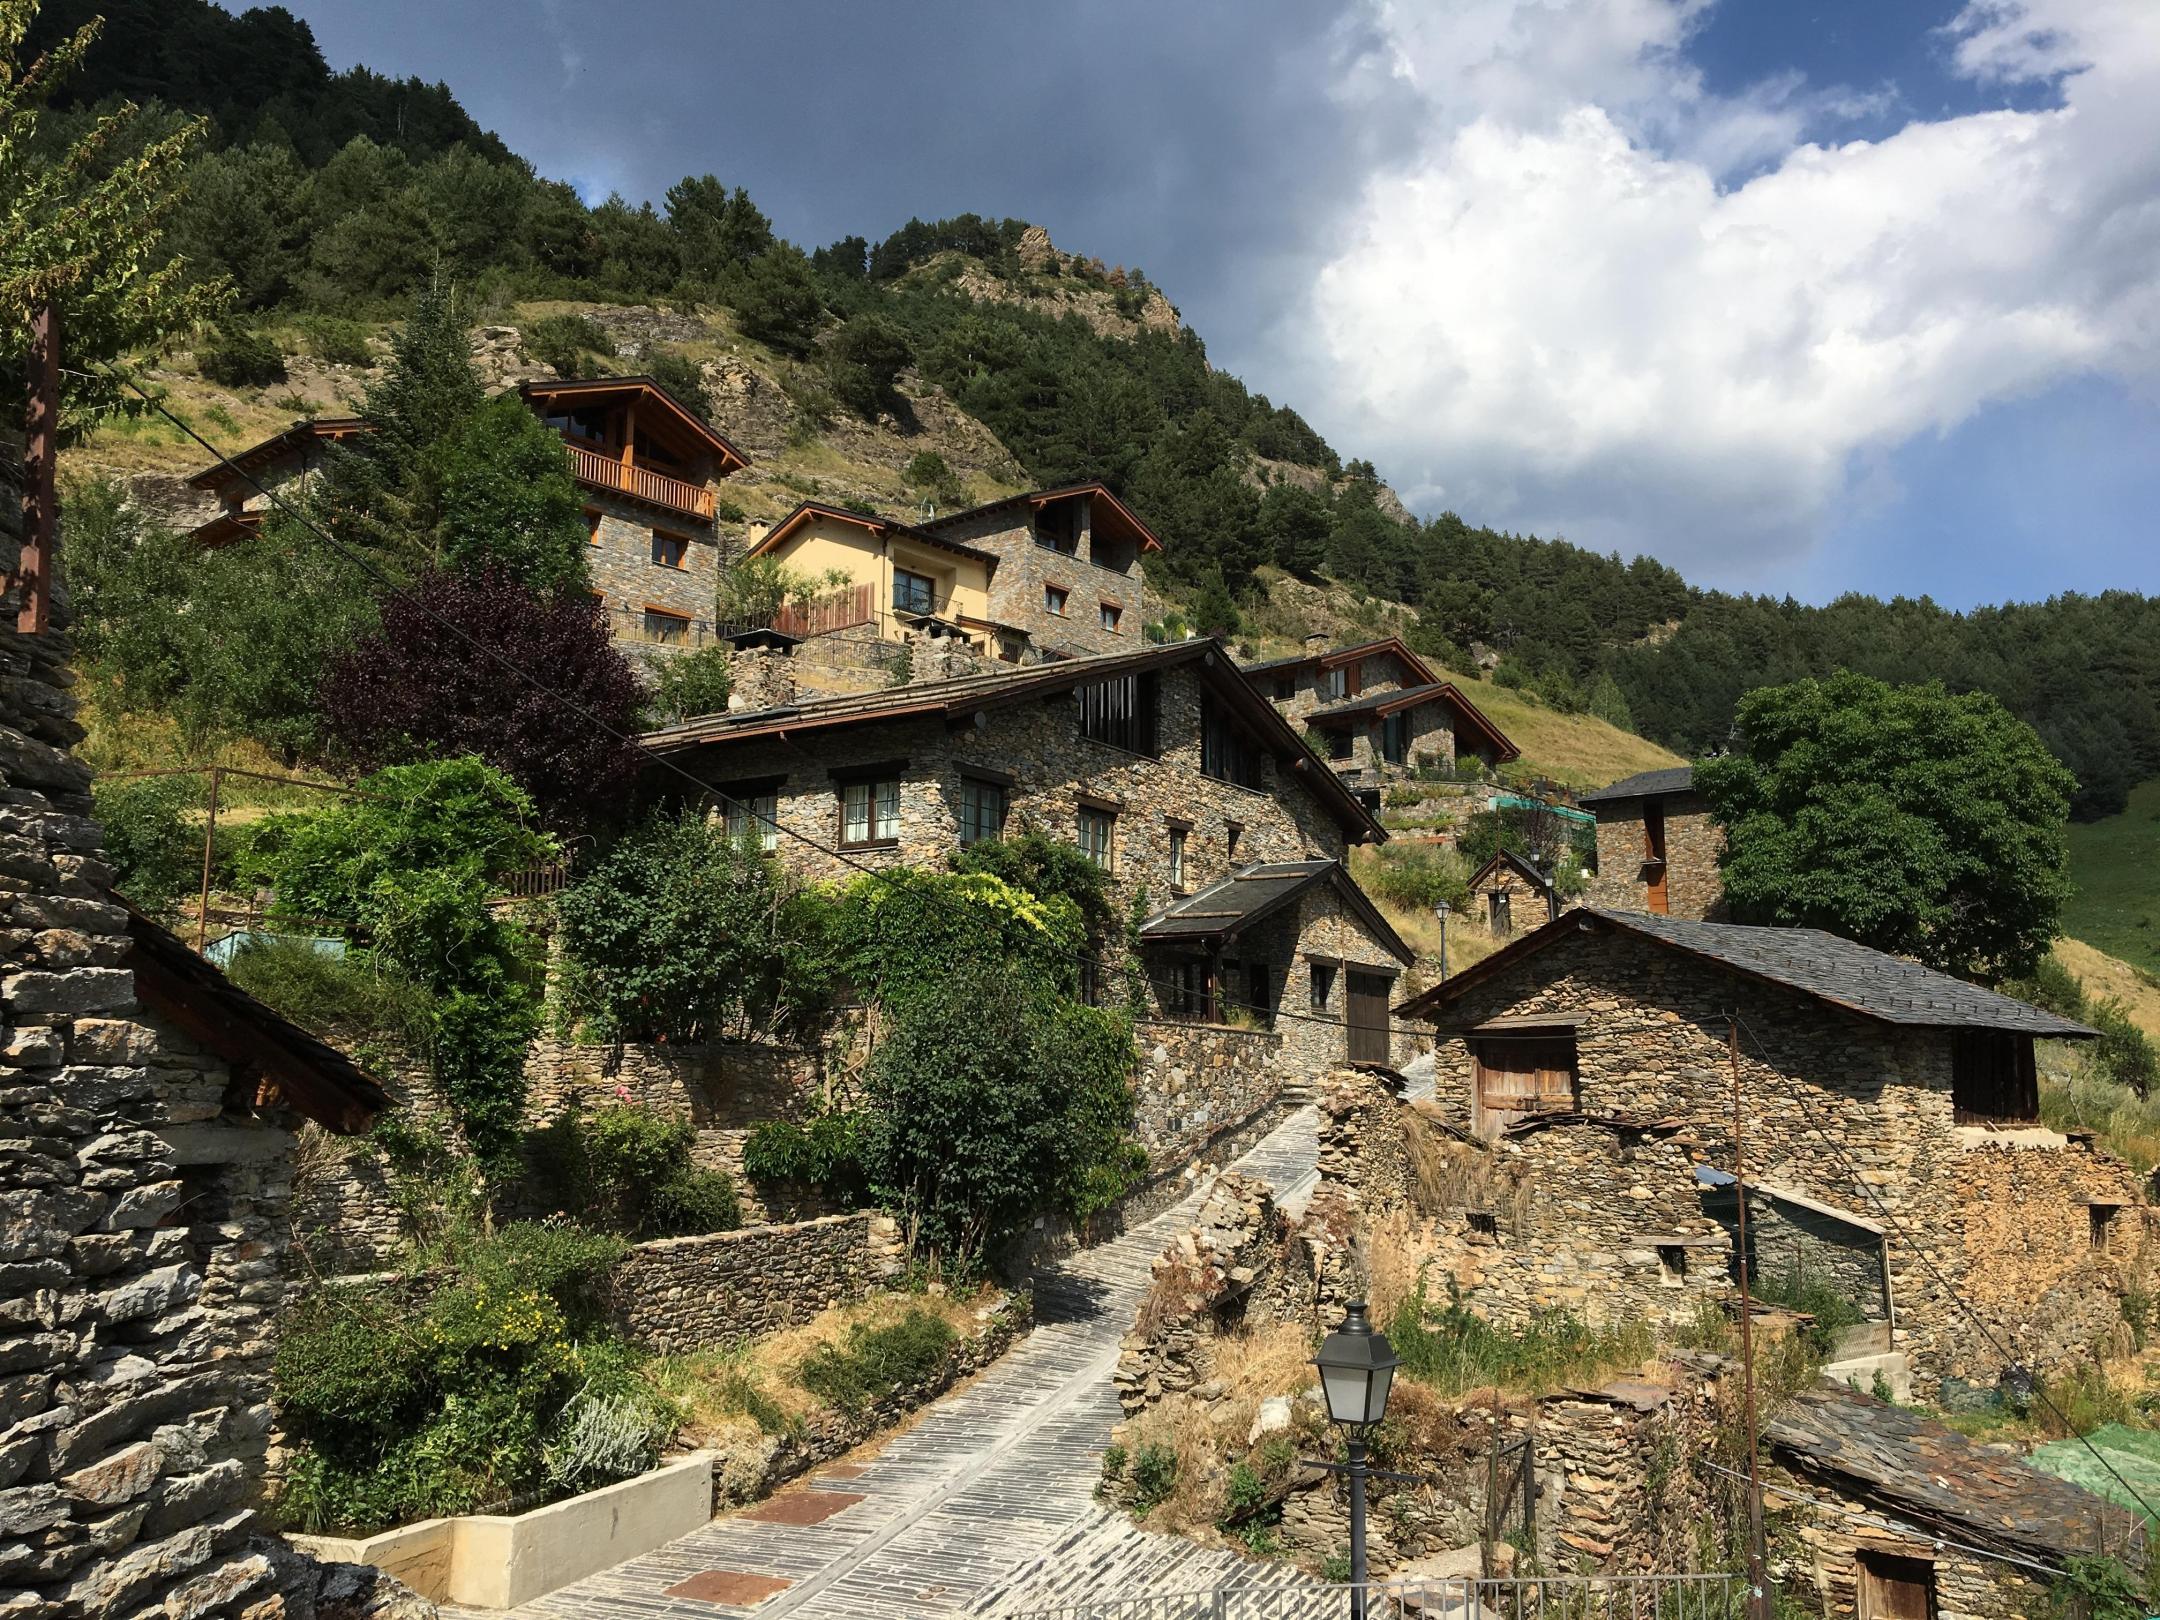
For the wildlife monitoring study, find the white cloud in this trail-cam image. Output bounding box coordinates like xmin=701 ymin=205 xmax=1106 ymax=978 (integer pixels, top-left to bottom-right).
xmin=1297 ymin=0 xmax=2160 ymax=579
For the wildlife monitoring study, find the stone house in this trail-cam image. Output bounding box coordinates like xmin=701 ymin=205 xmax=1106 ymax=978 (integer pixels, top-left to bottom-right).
xmin=1465 ymin=848 xmax=1556 ymax=936
xmin=0 ymin=502 xmax=396 ymax=1617
xmin=1238 ymin=638 xmax=1518 ymax=797
xmin=641 ymin=639 xmax=1417 ymax=1086
xmin=1764 ymin=1384 xmax=2140 ymax=1620
xmin=1394 ymin=906 xmax=2131 ymax=1397
xmin=740 ymin=481 xmax=1162 ymax=663
xmin=179 ymin=375 xmax=752 ymax=659
xmin=1581 ymin=765 xmax=1722 ymax=919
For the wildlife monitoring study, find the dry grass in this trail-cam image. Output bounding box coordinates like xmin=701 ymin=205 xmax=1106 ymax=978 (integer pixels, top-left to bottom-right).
xmin=1429 ymin=665 xmax=1684 ymax=790
xmin=2057 ymin=937 xmax=2160 ymax=1045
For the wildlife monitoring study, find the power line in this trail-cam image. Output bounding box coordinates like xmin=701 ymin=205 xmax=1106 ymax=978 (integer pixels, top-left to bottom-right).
xmin=1727 ymin=1009 xmax=2160 ymax=1530
xmin=81 ymin=368 xmax=1391 ymax=1038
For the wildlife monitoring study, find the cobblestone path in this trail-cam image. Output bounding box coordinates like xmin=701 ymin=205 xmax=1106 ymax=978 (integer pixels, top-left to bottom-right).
xmin=506 ymin=1107 xmax=1323 ymax=1620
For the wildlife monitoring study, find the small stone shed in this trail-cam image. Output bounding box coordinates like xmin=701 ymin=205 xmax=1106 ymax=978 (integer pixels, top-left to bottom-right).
xmin=1464 ymin=848 xmax=1556 ymax=936
xmin=1581 ymin=766 xmax=1722 ymax=920
xmin=1764 ymin=1384 xmax=2141 ymax=1620
xmin=1394 ymin=907 xmax=2132 ymax=1395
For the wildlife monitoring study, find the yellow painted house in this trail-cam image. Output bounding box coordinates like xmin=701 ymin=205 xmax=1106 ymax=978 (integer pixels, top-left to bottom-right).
xmin=744 ymin=501 xmax=1004 ymax=649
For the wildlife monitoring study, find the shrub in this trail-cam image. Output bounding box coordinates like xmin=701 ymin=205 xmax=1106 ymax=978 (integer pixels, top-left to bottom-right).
xmin=742 ymin=1113 xmax=869 ymax=1204
xmin=1359 ymin=842 xmax=1470 ymax=914
xmin=543 ymin=1383 xmax=680 ymax=1495
xmin=1128 ymin=1442 xmax=1178 ymax=1513
xmin=2089 ymin=1000 xmax=2160 ymax=1096
xmin=1386 ymin=1278 xmax=1651 ymax=1396
xmin=902 ymin=451 xmax=952 ymax=489
xmin=523 ymin=312 xmax=615 ymax=377
xmin=645 ymin=349 xmax=712 ymax=419
xmin=948 ymin=827 xmax=1117 ymax=949
xmin=1751 ymin=1262 xmax=1865 ymax=1356
xmin=298 ymin=315 xmax=376 ymax=367
xmin=225 ymin=938 xmax=436 ymax=1055
xmin=197 ymin=320 xmax=287 ymax=387
xmin=526 ymin=1104 xmax=741 ymax=1239
xmin=91 ymin=774 xmax=201 ymax=916
xmin=796 ymin=1309 xmax=956 ymax=1414
xmin=641 ymin=644 xmax=732 ymax=727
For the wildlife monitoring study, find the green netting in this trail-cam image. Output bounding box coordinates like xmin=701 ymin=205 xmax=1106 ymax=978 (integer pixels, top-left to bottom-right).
xmin=2031 ymin=1424 xmax=2160 ymax=1516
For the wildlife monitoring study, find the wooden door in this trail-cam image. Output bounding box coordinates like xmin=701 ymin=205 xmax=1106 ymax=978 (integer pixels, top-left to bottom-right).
xmin=1347 ymin=971 xmax=1390 ymax=1065
xmin=1642 ymin=801 xmax=1669 ymax=914
xmin=1472 ymin=1037 xmax=1576 ymax=1136
xmin=1858 ymin=1554 xmax=1935 ymax=1620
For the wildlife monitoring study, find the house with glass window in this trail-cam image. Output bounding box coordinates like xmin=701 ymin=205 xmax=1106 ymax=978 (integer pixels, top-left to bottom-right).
xmin=735 ymin=481 xmax=1164 ymax=664
xmin=642 ymin=639 xmax=1414 ymax=1064
xmin=1239 ymin=638 xmax=1519 ymax=795
xmin=1394 ymin=906 xmax=2137 ymax=1398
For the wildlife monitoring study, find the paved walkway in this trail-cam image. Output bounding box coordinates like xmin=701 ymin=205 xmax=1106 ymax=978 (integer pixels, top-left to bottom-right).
xmin=509 ymin=1108 xmax=1324 ymax=1620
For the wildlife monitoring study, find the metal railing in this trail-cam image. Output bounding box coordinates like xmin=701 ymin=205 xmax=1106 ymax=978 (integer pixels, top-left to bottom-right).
xmin=987 ymin=1572 xmax=1743 ymax=1620
xmin=566 ymin=441 xmax=717 ymax=521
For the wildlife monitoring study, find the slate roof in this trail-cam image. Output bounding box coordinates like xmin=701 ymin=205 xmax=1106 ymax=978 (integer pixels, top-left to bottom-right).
xmin=1236 ymin=638 xmax=1440 ymax=685
xmin=1465 ymin=848 xmax=1551 ymax=895
xmin=916 ymin=481 xmax=1165 ymax=553
xmin=125 ymin=907 xmax=389 ymax=1135
xmin=1140 ymin=860 xmax=1413 ymax=963
xmin=1578 ymin=765 xmax=1696 ymax=804
xmin=1766 ymin=1383 xmax=2143 ymax=1563
xmin=641 ymin=640 xmax=1387 ymax=844
xmin=1397 ymin=907 xmax=2097 ymax=1037
xmin=1303 ymin=681 xmax=1521 ymax=763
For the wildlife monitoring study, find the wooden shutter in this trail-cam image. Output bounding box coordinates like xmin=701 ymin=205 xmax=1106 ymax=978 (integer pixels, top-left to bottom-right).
xmin=1642 ymin=801 xmax=1669 ymax=914
xmin=1859 ymin=1554 xmax=1935 ymax=1620
xmin=1347 ymin=972 xmax=1391 ymax=1065
xmin=1473 ymin=1036 xmax=1576 ymax=1135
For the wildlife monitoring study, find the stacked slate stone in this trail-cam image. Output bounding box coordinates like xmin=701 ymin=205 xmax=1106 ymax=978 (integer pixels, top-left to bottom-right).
xmin=0 ymin=457 xmax=422 ymax=1620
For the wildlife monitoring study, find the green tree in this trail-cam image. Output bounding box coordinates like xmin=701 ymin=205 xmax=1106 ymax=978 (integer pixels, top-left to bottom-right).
xmin=1186 ymin=564 xmax=1240 ymax=638
xmin=1695 ymin=672 xmax=2074 ymax=981
xmin=2 ymin=0 xmax=224 ymax=431
xmin=90 ymin=774 xmax=200 ymax=916
xmin=726 ymin=243 xmax=823 ymax=356
xmin=823 ymin=313 xmax=912 ymax=419
xmin=664 ymin=173 xmax=773 ymax=283
xmin=433 ymin=395 xmax=589 ymax=590
xmin=1260 ymin=481 xmax=1332 ymax=579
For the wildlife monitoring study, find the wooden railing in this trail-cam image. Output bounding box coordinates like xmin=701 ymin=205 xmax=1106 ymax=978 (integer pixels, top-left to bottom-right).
xmin=772 ymin=582 xmax=877 ymax=638
xmin=565 ymin=441 xmax=716 ymax=521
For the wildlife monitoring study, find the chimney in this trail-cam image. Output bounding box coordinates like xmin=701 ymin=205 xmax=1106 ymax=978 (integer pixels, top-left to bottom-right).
xmin=904 ymin=626 xmax=984 ymax=686
xmin=727 ymin=645 xmax=797 ymax=711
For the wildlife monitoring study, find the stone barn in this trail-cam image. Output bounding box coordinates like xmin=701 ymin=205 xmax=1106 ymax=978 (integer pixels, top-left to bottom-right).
xmin=1581 ymin=766 xmax=1723 ymax=919
xmin=1395 ymin=907 xmax=2134 ymax=1398
xmin=1464 ymin=848 xmax=1556 ymax=936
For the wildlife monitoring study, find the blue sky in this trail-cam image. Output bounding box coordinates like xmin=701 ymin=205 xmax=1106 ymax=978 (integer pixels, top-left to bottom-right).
xmin=282 ymin=0 xmax=2159 ymax=610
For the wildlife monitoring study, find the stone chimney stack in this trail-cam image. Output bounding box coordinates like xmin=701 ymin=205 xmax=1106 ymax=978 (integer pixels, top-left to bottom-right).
xmin=905 ymin=628 xmax=984 ymax=686
xmin=727 ymin=645 xmax=798 ymax=711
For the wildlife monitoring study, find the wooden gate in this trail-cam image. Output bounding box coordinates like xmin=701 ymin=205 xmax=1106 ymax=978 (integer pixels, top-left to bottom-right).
xmin=1347 ymin=971 xmax=1391 ymax=1065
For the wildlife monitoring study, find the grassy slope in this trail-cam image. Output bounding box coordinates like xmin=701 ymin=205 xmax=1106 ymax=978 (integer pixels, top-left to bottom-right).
xmin=2063 ymin=778 xmax=2160 ymax=978
xmin=2055 ymin=937 xmax=2160 ymax=1044
xmin=1429 ymin=665 xmax=1686 ymax=791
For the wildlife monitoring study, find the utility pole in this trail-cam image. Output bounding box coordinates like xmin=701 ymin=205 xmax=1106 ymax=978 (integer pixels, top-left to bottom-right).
xmin=1729 ymin=1014 xmax=1773 ymax=1620
xmin=18 ymin=301 xmax=58 ymax=634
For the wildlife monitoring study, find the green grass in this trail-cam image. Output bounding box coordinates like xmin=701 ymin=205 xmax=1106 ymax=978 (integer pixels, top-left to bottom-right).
xmin=2065 ymin=778 xmax=2160 ymax=977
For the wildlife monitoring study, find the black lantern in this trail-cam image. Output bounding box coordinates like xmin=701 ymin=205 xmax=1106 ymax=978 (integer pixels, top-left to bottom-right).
xmin=1314 ymin=1300 xmax=1399 ymax=1428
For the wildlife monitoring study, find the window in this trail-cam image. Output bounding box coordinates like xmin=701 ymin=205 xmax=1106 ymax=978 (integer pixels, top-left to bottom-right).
xmin=1077 ymin=804 xmax=1116 ymax=870
xmin=1272 ymin=675 xmax=1295 ymax=700
xmin=1246 ymin=963 xmax=1275 ymax=1027
xmin=1319 ymin=666 xmax=1347 ymax=701
xmin=1162 ymin=959 xmax=1210 ymax=1019
xmin=1078 ymin=672 xmax=1158 ymax=755
xmin=1044 ymin=583 xmax=1070 ymax=616
xmin=1328 ymin=730 xmax=1353 ymax=762
xmin=1100 ymin=601 xmax=1122 ymax=633
xmin=958 ymin=776 xmax=1008 ymax=846
xmin=651 ymin=529 xmax=689 ymax=569
xmin=1036 ymin=501 xmax=1078 ymax=553
xmin=1381 ymin=712 xmax=1410 ymax=765
xmin=1226 ymin=821 xmax=1243 ymax=861
xmin=894 ymin=567 xmax=937 ymax=616
xmin=1201 ymin=695 xmax=1264 ymax=788
xmin=1167 ymin=825 xmax=1187 ymax=891
xmin=2092 ymin=1203 xmax=2123 ymax=1254
xmin=584 ymin=508 xmax=604 ymax=546
xmin=643 ymin=607 xmax=690 ymax=644
xmin=1310 ymin=961 xmax=1336 ymax=1011
xmin=1951 ymin=1030 xmax=2039 ymax=1123
xmin=1657 ymin=1245 xmax=1688 ymax=1290
xmin=723 ymin=792 xmax=779 ymax=851
xmin=1472 ymin=1036 xmax=1578 ymax=1126
xmin=840 ymin=778 xmax=901 ymax=846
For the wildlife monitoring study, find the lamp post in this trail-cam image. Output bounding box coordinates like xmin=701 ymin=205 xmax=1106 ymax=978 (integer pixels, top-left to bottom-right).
xmin=1313 ymin=1300 xmax=1400 ymax=1618
xmin=1435 ymin=901 xmax=1450 ymax=980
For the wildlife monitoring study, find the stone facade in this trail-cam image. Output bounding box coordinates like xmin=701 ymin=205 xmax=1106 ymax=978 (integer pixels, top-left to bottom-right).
xmin=1246 ymin=641 xmax=1517 ymax=795
xmin=1467 ymin=852 xmax=1556 ymax=937
xmin=923 ymin=491 xmax=1152 ymax=658
xmin=1413 ymin=922 xmax=2144 ymax=1394
xmin=604 ymin=1212 xmax=905 ymax=1352
xmin=0 ymin=467 xmax=393 ymax=1617
xmin=1586 ymin=788 xmax=1724 ymax=920
xmin=582 ymin=490 xmax=724 ymax=656
xmin=1130 ymin=1024 xmax=1286 ymax=1175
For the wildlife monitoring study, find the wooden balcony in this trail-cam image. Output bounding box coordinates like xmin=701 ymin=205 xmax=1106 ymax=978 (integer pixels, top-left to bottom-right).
xmin=566 ymin=441 xmax=716 ymax=522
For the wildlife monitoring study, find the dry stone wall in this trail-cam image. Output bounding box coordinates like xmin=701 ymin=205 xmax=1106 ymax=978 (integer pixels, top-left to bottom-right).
xmin=605 ymin=1213 xmax=905 ymax=1352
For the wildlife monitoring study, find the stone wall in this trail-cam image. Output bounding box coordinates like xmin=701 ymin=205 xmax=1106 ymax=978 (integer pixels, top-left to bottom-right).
xmin=584 ymin=490 xmax=718 ymax=651
xmin=1418 ymin=923 xmax=2145 ymax=1392
xmin=288 ymin=1046 xmax=446 ymax=1276
xmin=1130 ymin=1023 xmax=1284 ymax=1172
xmin=1587 ymin=792 xmax=1724 ymax=920
xmin=0 ymin=466 xmax=336 ymax=1618
xmin=929 ymin=497 xmax=1151 ymax=658
xmin=604 ymin=1212 xmax=905 ymax=1352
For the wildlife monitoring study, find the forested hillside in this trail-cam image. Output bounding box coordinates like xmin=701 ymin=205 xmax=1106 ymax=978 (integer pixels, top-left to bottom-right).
xmin=34 ymin=0 xmax=2160 ymax=818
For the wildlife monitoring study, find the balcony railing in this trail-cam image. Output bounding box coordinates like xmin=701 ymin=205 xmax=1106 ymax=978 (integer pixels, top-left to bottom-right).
xmin=566 ymin=441 xmax=716 ymax=522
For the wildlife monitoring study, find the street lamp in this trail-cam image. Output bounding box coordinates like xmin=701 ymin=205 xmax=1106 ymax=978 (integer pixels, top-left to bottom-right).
xmin=1435 ymin=901 xmax=1450 ymax=980
xmin=1313 ymin=1301 xmax=1400 ymax=1615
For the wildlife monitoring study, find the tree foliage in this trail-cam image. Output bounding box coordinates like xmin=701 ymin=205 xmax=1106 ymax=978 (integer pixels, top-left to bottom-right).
xmin=1695 ymin=672 xmax=2074 ymax=982
xmin=317 ymin=566 xmax=643 ymax=827
xmin=432 ymin=395 xmax=589 ymax=591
